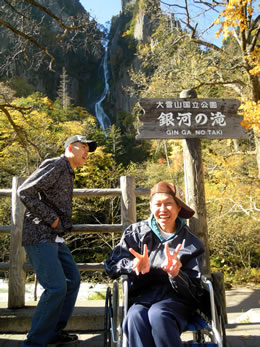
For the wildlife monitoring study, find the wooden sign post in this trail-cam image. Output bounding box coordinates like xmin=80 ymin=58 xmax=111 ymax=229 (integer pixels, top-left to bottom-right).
xmin=137 ymin=90 xmax=246 ymax=275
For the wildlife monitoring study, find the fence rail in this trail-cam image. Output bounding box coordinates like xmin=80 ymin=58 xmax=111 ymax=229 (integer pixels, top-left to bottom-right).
xmin=0 ymin=175 xmax=149 ymax=308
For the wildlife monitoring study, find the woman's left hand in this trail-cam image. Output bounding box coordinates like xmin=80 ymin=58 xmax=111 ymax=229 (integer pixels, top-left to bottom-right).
xmin=161 ymin=242 xmax=182 ymax=277
xmin=129 ymin=244 xmax=150 ymax=276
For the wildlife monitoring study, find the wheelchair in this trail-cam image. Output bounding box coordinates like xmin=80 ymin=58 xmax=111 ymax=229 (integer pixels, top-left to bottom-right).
xmin=104 ymin=274 xmax=226 ymax=347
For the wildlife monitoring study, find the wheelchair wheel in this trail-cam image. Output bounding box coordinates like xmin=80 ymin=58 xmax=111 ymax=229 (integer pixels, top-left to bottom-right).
xmin=104 ymin=286 xmax=112 ymax=347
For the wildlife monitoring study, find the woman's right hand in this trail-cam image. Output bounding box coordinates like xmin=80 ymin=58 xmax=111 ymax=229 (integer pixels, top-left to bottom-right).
xmin=129 ymin=244 xmax=150 ymax=276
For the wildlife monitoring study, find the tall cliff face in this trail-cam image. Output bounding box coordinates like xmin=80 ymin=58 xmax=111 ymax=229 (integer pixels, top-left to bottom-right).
xmin=0 ymin=0 xmax=104 ymax=110
xmin=107 ymin=0 xmax=160 ymax=121
xmin=121 ymin=0 xmax=138 ymax=10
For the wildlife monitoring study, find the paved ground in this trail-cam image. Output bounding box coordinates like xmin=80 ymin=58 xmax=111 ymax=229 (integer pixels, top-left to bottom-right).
xmin=0 ymin=286 xmax=259 ymax=346
xmin=224 ymin=287 xmax=260 ymax=347
xmin=0 ymin=333 xmax=104 ymax=347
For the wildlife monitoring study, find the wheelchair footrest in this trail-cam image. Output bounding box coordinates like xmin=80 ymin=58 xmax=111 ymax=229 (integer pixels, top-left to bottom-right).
xmin=186 ymin=315 xmax=210 ymax=331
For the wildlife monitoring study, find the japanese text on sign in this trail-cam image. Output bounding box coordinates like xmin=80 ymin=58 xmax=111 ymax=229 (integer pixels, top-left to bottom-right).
xmin=137 ymin=98 xmax=246 ymax=139
xmin=156 ymin=100 xmax=218 ymax=109
xmin=158 ymin=112 xmax=226 ymax=128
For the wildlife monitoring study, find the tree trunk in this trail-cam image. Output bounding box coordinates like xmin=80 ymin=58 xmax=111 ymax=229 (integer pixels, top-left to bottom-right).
xmin=232 ymin=139 xmax=239 ymax=152
xmin=255 ymin=133 xmax=260 ymax=179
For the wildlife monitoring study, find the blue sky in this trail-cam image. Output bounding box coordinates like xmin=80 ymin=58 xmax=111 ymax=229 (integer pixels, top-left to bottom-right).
xmin=80 ymin=0 xmax=222 ymax=46
xmin=80 ymin=0 xmax=122 ymax=25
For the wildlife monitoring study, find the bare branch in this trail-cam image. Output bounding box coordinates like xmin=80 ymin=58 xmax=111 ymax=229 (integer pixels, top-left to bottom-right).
xmin=25 ymin=0 xmax=87 ymax=31
xmin=193 ymin=79 xmax=247 ymax=90
xmin=160 ymin=1 xmax=185 ymax=10
xmin=3 ymin=0 xmax=31 ymax=20
xmin=0 ymin=0 xmax=102 ymax=73
xmin=190 ymin=37 xmax=225 ymax=53
xmin=0 ymin=17 xmax=55 ymax=70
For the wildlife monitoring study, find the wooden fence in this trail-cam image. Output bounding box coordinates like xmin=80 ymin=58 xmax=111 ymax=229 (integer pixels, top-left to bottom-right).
xmin=0 ymin=175 xmax=149 ymax=308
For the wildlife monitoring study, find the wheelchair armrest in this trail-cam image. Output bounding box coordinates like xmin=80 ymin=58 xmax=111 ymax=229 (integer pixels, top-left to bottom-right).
xmin=201 ymin=274 xmax=211 ymax=284
xmin=122 ymin=275 xmax=129 ymax=317
xmin=120 ymin=274 xmax=129 ymax=282
xmin=118 ymin=275 xmax=129 ymax=319
xmin=201 ymin=275 xmax=218 ymax=329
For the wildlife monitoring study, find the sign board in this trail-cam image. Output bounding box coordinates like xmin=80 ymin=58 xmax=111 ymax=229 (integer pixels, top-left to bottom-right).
xmin=137 ymin=98 xmax=247 ymax=139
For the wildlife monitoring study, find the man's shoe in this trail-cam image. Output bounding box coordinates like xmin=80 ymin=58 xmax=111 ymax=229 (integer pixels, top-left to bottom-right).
xmin=49 ymin=331 xmax=78 ymax=345
xmin=60 ymin=331 xmax=78 ymax=342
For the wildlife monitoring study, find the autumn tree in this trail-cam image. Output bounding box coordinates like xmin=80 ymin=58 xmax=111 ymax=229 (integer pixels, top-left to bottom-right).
xmin=127 ymin=1 xmax=259 ymax=175
xmin=162 ymin=0 xmax=259 ymax=173
xmin=0 ymin=91 xmax=97 ymax=177
xmin=204 ymin=0 xmax=259 ymax=177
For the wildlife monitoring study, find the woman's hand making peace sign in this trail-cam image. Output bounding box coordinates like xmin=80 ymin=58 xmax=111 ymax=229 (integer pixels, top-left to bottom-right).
xmin=129 ymin=244 xmax=150 ymax=276
xmin=161 ymin=242 xmax=182 ymax=278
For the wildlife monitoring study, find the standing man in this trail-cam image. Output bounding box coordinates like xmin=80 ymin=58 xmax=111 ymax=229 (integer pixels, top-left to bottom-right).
xmin=18 ymin=135 xmax=97 ymax=347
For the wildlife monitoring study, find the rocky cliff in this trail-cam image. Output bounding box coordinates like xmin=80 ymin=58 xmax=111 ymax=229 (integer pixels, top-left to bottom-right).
xmin=106 ymin=0 xmax=160 ymax=121
xmin=0 ymin=0 xmax=161 ymax=125
xmin=0 ymin=0 xmax=104 ymax=110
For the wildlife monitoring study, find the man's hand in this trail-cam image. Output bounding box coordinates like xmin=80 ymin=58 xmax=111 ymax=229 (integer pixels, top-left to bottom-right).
xmin=129 ymin=244 xmax=150 ymax=276
xmin=161 ymin=242 xmax=182 ymax=278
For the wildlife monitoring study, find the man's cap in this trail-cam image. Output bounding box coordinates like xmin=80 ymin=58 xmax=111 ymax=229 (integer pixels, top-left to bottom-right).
xmin=64 ymin=135 xmax=97 ymax=152
xmin=150 ymin=181 xmax=195 ymax=219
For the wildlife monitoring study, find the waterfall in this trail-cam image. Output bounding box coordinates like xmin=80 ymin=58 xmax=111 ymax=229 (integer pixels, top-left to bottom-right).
xmin=95 ymin=46 xmax=111 ymax=130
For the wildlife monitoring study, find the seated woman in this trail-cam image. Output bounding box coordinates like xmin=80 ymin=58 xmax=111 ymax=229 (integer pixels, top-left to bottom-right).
xmin=104 ymin=181 xmax=206 ymax=347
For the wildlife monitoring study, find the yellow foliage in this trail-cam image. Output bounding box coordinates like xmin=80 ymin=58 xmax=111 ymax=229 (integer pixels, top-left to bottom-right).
xmin=216 ymin=0 xmax=257 ymax=39
xmin=239 ymin=98 xmax=260 ymax=133
xmin=55 ymin=121 xmax=88 ymax=148
xmin=214 ymin=1 xmax=260 ymax=134
xmin=245 ymin=47 xmax=260 ymax=76
xmin=168 ymin=140 xmax=183 ymax=158
xmin=0 ymin=94 xmax=99 ymax=172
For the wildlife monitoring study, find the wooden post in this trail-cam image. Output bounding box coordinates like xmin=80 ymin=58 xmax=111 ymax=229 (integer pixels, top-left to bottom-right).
xmin=180 ymin=91 xmax=227 ymax=320
xmin=180 ymin=89 xmax=210 ymax=274
xmin=120 ymin=176 xmax=136 ymax=229
xmin=211 ymin=272 xmax=228 ymax=324
xmin=8 ymin=176 xmax=26 ymax=308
